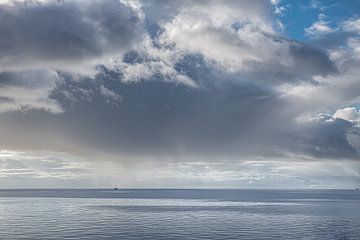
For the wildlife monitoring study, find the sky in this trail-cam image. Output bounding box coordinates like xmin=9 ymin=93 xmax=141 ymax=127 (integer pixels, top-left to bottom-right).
xmin=0 ymin=0 xmax=359 ymax=189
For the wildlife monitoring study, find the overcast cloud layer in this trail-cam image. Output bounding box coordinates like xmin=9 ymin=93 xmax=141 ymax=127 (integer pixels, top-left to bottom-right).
xmin=0 ymin=0 xmax=359 ymax=188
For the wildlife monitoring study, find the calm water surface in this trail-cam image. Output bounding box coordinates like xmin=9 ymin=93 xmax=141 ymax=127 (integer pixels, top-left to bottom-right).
xmin=0 ymin=189 xmax=359 ymax=239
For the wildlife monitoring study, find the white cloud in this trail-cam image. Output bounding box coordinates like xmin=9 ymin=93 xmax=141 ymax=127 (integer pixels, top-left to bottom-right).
xmin=2 ymin=149 xmax=358 ymax=188
xmin=157 ymin=0 xmax=295 ymax=73
xmin=98 ymin=158 xmax=360 ymax=188
xmin=334 ymin=107 xmax=360 ymax=122
xmin=116 ymin=35 xmax=197 ymax=87
xmin=0 ymin=150 xmax=92 ymax=181
xmin=342 ymin=18 xmax=360 ymax=33
xmin=297 ymin=107 xmax=360 ymax=125
xmin=307 ymin=0 xmax=325 ymax=10
xmin=99 ymin=85 xmax=122 ymax=105
xmin=305 ymin=20 xmax=335 ymax=36
xmin=270 ymin=0 xmax=280 ymax=5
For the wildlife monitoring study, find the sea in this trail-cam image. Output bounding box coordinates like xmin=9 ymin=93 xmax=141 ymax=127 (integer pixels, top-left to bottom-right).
xmin=0 ymin=189 xmax=359 ymax=239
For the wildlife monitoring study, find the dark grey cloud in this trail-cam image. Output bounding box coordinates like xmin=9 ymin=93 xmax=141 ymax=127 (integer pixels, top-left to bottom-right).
xmin=0 ymin=69 xmax=61 ymax=112
xmin=0 ymin=0 xmax=144 ymax=112
xmin=54 ymin=44 xmax=358 ymax=161
xmin=238 ymin=39 xmax=338 ymax=86
xmin=0 ymin=63 xmax=286 ymax=158
xmin=286 ymin=117 xmax=360 ymax=160
xmin=310 ymin=31 xmax=358 ymax=49
xmin=1 ymin=60 xmax=356 ymax=161
xmin=0 ymin=70 xmax=55 ymax=88
xmin=53 ymin=63 xmax=360 ymax=161
xmin=0 ymin=0 xmax=144 ymax=71
xmin=288 ymin=41 xmax=337 ymax=76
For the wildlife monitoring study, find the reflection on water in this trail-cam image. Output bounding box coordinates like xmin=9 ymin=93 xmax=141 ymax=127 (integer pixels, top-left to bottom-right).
xmin=0 ymin=189 xmax=359 ymax=239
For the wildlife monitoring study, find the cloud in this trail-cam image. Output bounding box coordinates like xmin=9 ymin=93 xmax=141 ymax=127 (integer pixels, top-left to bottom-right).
xmin=278 ymin=17 xmax=360 ymax=110
xmin=0 ymin=0 xmax=145 ymax=74
xmin=342 ymin=18 xmax=360 ymax=33
xmin=0 ymin=70 xmax=62 ymax=113
xmin=0 ymin=0 xmax=145 ymax=112
xmin=0 ymin=0 xmax=352 ymax=160
xmin=305 ymin=13 xmax=336 ymax=37
xmin=334 ymin=107 xmax=360 ymax=122
xmin=305 ymin=20 xmax=335 ymax=36
xmin=1 ymin=149 xmax=359 ymax=188
xmin=292 ymin=106 xmax=360 ymax=160
xmin=0 ymin=0 xmax=359 ymax=188
xmin=0 ymin=0 xmax=338 ymax=114
xmin=99 ymin=85 xmax=123 ymax=105
xmin=0 ymin=150 xmax=92 ymax=181
xmin=293 ymin=113 xmax=358 ymax=159
xmin=155 ymin=0 xmax=336 ymax=81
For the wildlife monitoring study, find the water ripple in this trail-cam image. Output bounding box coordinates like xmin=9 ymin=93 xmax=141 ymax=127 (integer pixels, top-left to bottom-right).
xmin=0 ymin=189 xmax=359 ymax=239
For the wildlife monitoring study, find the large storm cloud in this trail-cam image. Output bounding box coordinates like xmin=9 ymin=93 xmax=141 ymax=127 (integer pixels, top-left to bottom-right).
xmin=0 ymin=0 xmax=359 ymax=188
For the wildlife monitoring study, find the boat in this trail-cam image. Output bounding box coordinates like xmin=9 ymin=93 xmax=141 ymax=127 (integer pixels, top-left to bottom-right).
xmin=113 ymin=184 xmax=119 ymax=191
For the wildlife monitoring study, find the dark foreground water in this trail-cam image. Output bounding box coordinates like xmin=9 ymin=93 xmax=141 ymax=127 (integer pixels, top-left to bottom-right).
xmin=0 ymin=189 xmax=359 ymax=239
